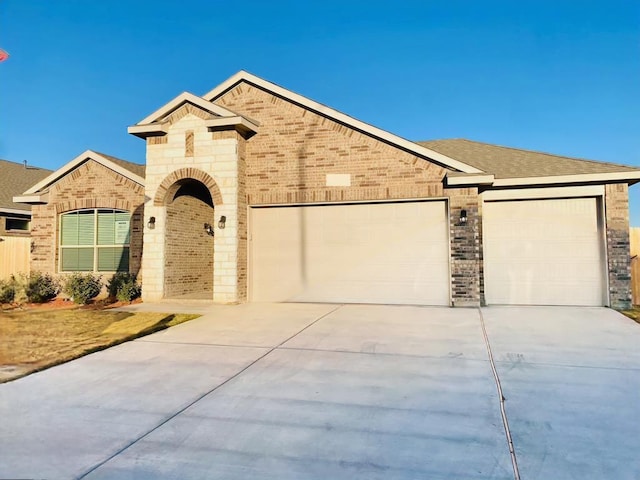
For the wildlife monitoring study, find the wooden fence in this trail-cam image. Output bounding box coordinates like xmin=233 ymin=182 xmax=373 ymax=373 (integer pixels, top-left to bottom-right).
xmin=0 ymin=236 xmax=31 ymax=280
xmin=631 ymin=228 xmax=640 ymax=305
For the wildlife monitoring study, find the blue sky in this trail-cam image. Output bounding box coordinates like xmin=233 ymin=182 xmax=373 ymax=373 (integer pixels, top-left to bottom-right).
xmin=1 ymin=0 xmax=639 ymax=223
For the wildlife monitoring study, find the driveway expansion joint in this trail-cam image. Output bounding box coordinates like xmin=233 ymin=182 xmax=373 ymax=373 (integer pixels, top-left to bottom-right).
xmin=478 ymin=307 xmax=521 ymax=480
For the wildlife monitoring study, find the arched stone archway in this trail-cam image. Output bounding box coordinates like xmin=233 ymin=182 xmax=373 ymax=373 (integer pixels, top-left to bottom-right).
xmin=154 ymin=168 xmax=223 ymax=207
xmin=161 ymin=176 xmax=217 ymax=299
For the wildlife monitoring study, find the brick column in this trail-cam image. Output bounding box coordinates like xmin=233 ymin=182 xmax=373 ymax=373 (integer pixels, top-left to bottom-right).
xmin=447 ymin=187 xmax=481 ymax=307
xmin=605 ymin=183 xmax=632 ymax=309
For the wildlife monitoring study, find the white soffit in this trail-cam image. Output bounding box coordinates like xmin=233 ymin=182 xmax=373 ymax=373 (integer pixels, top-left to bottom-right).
xmin=203 ymin=71 xmax=483 ymax=175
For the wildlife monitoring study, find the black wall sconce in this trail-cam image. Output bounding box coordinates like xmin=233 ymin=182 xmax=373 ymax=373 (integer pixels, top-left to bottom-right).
xmin=147 ymin=216 xmax=156 ymax=229
xmin=218 ymin=215 xmax=226 ymax=229
xmin=459 ymin=209 xmax=468 ymax=225
xmin=204 ymin=223 xmax=215 ymax=236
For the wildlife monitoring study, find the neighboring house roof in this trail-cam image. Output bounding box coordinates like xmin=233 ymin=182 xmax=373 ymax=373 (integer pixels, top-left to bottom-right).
xmin=0 ymin=159 xmax=52 ymax=214
xmin=417 ymin=139 xmax=640 ymax=187
xmin=14 ymin=150 xmax=145 ymax=204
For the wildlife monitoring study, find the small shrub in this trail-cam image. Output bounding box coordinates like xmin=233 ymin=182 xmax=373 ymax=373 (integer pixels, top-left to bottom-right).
xmin=107 ymin=272 xmax=141 ymax=302
xmin=63 ymin=273 xmax=102 ymax=305
xmin=0 ymin=276 xmax=17 ymax=304
xmin=25 ymin=272 xmax=60 ymax=303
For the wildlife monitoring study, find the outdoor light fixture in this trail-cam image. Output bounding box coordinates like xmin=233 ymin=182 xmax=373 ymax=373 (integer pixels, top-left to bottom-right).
xmin=147 ymin=216 xmax=156 ymax=229
xmin=204 ymin=223 xmax=215 ymax=236
xmin=459 ymin=209 xmax=468 ymax=225
xmin=218 ymin=215 xmax=226 ymax=229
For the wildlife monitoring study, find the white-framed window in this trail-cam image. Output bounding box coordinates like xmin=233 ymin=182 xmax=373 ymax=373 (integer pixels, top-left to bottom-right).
xmin=59 ymin=209 xmax=130 ymax=272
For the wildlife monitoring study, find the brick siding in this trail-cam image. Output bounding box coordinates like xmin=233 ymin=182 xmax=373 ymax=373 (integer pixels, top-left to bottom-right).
xmin=605 ymin=183 xmax=632 ymax=309
xmin=30 ymin=160 xmax=144 ymax=277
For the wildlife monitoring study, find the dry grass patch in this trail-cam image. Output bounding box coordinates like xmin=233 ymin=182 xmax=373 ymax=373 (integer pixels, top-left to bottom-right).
xmin=620 ymin=307 xmax=640 ymax=324
xmin=0 ymin=307 xmax=199 ymax=383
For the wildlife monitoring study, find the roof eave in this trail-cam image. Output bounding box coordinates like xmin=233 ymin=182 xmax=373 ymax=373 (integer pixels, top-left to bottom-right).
xmin=491 ymin=171 xmax=640 ymax=187
xmin=12 ymin=193 xmax=49 ymax=205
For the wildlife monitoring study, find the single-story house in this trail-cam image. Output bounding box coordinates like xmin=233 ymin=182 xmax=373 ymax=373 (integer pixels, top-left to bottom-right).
xmin=14 ymin=71 xmax=640 ymax=308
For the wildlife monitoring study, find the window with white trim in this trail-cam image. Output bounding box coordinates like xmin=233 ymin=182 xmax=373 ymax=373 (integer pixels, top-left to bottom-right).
xmin=59 ymin=209 xmax=130 ymax=272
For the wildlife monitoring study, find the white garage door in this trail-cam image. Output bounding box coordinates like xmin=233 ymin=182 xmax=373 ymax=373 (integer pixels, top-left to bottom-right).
xmin=483 ymin=198 xmax=605 ymax=306
xmin=249 ymin=201 xmax=449 ymax=305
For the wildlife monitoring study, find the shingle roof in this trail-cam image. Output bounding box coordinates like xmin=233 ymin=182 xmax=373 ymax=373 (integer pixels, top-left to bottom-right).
xmin=417 ymin=139 xmax=640 ymax=179
xmin=0 ymin=159 xmax=52 ymax=212
xmin=93 ymin=151 xmax=145 ymax=178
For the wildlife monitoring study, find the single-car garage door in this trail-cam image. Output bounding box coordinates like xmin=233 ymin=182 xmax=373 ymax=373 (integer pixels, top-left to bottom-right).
xmin=249 ymin=201 xmax=449 ymax=305
xmin=483 ymin=197 xmax=605 ymax=306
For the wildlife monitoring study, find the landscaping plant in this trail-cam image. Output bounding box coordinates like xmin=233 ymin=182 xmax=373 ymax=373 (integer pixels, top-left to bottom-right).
xmin=25 ymin=272 xmax=60 ymax=303
xmin=106 ymin=272 xmax=141 ymax=302
xmin=63 ymin=273 xmax=102 ymax=304
xmin=0 ymin=276 xmax=17 ymax=304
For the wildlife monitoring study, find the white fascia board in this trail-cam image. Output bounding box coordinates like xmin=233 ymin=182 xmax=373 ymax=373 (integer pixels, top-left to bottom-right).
xmin=12 ymin=194 xmax=48 ymax=204
xmin=204 ymin=116 xmax=260 ymax=133
xmin=23 ymin=150 xmax=144 ymax=195
xmin=446 ymin=174 xmax=495 ymax=186
xmin=203 ymin=71 xmax=484 ymax=174
xmin=127 ymin=123 xmax=169 ymax=138
xmin=491 ymin=171 xmax=640 ymax=187
xmin=482 ymin=185 xmax=605 ymax=201
xmin=135 ymin=92 xmax=238 ymax=126
xmin=0 ymin=207 xmax=33 ymax=215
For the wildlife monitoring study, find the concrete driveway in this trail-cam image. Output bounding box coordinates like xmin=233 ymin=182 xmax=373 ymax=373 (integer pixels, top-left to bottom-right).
xmin=0 ymin=304 xmax=638 ymax=480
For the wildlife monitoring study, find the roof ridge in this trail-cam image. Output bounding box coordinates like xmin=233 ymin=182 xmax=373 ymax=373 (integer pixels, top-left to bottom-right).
xmin=0 ymin=158 xmax=52 ymax=172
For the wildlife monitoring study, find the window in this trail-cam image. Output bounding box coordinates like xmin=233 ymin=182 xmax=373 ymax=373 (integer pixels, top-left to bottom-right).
xmin=59 ymin=209 xmax=130 ymax=272
xmin=5 ymin=218 xmax=30 ymax=231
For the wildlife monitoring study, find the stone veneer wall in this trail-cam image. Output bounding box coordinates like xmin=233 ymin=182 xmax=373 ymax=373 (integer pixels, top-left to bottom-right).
xmin=30 ymin=160 xmax=144 ymax=277
xmin=142 ymin=107 xmax=240 ymax=302
xmin=605 ymin=183 xmax=632 ymax=309
xmin=164 ymin=195 xmax=214 ymax=298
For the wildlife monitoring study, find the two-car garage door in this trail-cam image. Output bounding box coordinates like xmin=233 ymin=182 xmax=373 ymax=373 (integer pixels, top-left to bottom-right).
xmin=249 ymin=201 xmax=449 ymax=305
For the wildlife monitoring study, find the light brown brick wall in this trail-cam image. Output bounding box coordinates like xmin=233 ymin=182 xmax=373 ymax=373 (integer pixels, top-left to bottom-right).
xmin=605 ymin=183 xmax=631 ymax=309
xmin=236 ymin=132 xmax=248 ymax=301
xmin=214 ymin=84 xmax=448 ymax=205
xmin=30 ymin=160 xmax=145 ymax=277
xmin=164 ymin=195 xmax=214 ymax=298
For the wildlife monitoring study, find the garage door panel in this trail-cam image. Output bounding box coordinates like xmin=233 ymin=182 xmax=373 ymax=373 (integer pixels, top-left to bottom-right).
xmin=250 ymin=201 xmax=449 ymax=305
xmin=483 ymin=198 xmax=604 ymax=306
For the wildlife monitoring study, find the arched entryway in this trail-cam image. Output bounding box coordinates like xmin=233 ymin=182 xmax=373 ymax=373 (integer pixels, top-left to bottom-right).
xmin=163 ymin=178 xmax=216 ymax=299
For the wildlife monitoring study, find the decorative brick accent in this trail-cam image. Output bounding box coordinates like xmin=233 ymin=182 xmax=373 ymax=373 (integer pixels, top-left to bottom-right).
xmin=185 ymin=130 xmax=194 ymax=157
xmin=605 ymin=183 xmax=631 ymax=309
xmin=164 ymin=103 xmax=213 ymax=125
xmin=153 ymin=167 xmax=224 ymax=207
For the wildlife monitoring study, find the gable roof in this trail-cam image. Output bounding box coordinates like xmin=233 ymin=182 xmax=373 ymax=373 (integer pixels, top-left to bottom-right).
xmin=0 ymin=159 xmax=52 ymax=213
xmin=418 ymin=139 xmax=640 ymax=186
xmin=128 ymin=91 xmax=260 ymax=138
xmin=203 ymin=71 xmax=483 ymax=174
xmin=15 ymin=150 xmax=145 ymax=203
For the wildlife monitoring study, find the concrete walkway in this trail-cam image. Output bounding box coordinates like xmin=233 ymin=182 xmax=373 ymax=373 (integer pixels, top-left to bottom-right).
xmin=0 ymin=304 xmax=638 ymax=479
